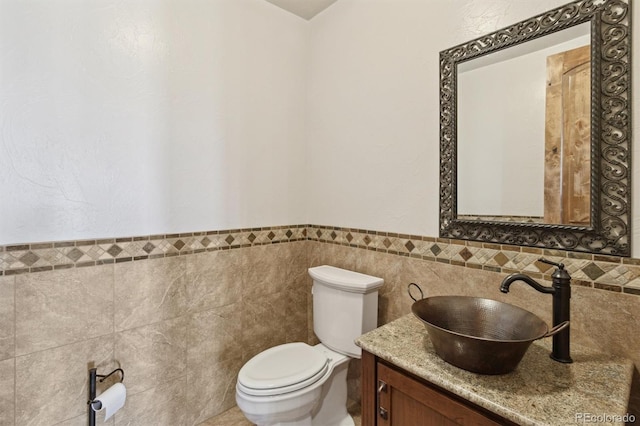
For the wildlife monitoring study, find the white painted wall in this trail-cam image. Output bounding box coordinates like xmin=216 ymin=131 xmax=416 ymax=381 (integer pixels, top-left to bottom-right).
xmin=307 ymin=0 xmax=640 ymax=257
xmin=2 ymin=0 xmax=639 ymax=258
xmin=0 ymin=0 xmax=308 ymax=245
xmin=306 ymin=0 xmax=567 ymax=236
xmin=457 ymin=33 xmax=590 ymax=217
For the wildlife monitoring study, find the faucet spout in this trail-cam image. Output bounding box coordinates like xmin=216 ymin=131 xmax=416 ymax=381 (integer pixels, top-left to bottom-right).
xmin=500 ymin=273 xmax=555 ymax=295
xmin=499 ymin=259 xmax=573 ymax=364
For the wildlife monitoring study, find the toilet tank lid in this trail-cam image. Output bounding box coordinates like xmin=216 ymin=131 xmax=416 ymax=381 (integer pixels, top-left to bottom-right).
xmin=308 ymin=265 xmax=384 ymax=293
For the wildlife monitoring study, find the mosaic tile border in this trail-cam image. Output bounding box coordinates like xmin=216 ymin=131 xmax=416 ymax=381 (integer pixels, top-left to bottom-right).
xmin=305 ymin=225 xmax=640 ymax=297
xmin=1 ymin=224 xmax=639 ymax=297
xmin=0 ymin=225 xmax=307 ymax=276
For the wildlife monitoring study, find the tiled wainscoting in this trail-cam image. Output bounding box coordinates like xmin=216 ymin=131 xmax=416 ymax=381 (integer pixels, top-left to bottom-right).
xmin=1 ymin=224 xmax=639 ymax=424
xmin=0 ymin=238 xmax=310 ymax=425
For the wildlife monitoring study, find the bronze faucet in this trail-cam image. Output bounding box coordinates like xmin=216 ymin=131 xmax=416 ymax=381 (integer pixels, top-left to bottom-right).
xmin=500 ymin=258 xmax=572 ymax=363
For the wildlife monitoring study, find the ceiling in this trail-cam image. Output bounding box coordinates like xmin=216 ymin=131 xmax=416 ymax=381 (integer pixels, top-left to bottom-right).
xmin=264 ymin=0 xmax=339 ymax=20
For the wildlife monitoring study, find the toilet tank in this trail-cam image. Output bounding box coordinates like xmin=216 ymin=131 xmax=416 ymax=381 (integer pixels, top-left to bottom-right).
xmin=308 ymin=265 xmax=384 ymax=358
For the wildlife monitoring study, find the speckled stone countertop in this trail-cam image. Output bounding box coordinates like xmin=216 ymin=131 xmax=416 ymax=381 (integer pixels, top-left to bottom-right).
xmin=355 ymin=315 xmax=634 ymax=426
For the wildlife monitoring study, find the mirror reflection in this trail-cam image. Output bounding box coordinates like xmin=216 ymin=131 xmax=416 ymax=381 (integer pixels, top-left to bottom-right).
xmin=457 ymin=23 xmax=591 ymax=225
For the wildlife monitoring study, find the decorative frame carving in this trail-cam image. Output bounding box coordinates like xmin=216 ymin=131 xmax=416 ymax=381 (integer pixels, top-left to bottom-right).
xmin=439 ymin=0 xmax=631 ymax=256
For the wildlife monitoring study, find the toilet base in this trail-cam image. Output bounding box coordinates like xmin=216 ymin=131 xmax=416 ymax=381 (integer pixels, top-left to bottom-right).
xmin=269 ymin=414 xmax=353 ymax=426
xmin=269 ymin=416 xmax=312 ymax=426
xmin=310 ymin=351 xmax=353 ymax=426
xmin=236 ymin=344 xmax=354 ymax=426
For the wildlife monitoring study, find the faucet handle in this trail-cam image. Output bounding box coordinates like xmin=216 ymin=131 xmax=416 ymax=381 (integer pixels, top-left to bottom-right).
xmin=539 ymin=258 xmax=571 ymax=281
xmin=538 ymin=258 xmax=565 ymax=270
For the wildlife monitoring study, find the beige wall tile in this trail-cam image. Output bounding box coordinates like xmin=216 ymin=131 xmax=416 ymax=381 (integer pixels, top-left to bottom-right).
xmin=16 ymin=336 xmax=114 ymax=426
xmin=185 ymin=250 xmax=244 ymax=313
xmin=15 ymin=266 xmax=114 ymax=356
xmin=0 ymin=276 xmax=14 ymax=360
xmin=571 ymin=287 xmax=640 ymax=364
xmin=55 ymin=414 xmax=114 ymax=426
xmin=241 ymin=242 xmax=308 ymax=297
xmin=347 ymin=359 xmax=361 ymax=406
xmin=242 ymin=245 xmax=289 ymax=297
xmin=287 ymin=241 xmax=310 ymax=279
xmin=281 ymin=241 xmax=310 ymax=343
xmin=241 ymin=290 xmax=287 ymax=361
xmin=115 ymin=377 xmax=187 ymax=426
xmin=285 ymin=275 xmax=309 ymax=343
xmin=0 ymin=358 xmax=14 ymax=426
xmin=186 ymin=304 xmax=243 ymax=423
xmin=114 ymin=257 xmax=187 ymax=331
xmin=187 ymin=304 xmax=242 ymax=365
xmin=571 ymin=287 xmax=640 ymax=419
xmin=115 ymin=316 xmax=187 ymax=395
xmin=186 ymin=357 xmax=243 ymax=425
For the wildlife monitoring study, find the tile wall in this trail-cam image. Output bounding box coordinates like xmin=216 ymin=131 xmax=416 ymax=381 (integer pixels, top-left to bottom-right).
xmin=0 ymin=230 xmax=309 ymax=426
xmin=1 ymin=224 xmax=639 ymax=424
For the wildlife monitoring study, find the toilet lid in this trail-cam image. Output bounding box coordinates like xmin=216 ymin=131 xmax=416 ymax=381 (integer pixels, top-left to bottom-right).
xmin=237 ymin=342 xmax=329 ymax=397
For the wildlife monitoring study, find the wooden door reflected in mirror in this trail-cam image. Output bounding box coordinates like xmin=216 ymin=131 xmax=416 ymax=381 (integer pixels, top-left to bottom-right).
xmin=544 ymin=45 xmax=591 ymax=225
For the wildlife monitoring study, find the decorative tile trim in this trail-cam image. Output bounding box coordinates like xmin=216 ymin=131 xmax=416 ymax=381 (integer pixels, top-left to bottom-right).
xmin=1 ymin=224 xmax=639 ymax=298
xmin=305 ymin=225 xmax=640 ymax=297
xmin=0 ymin=226 xmax=307 ymax=276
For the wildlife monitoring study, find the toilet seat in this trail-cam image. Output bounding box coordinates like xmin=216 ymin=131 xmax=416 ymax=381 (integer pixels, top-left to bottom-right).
xmin=237 ymin=342 xmax=329 ymax=397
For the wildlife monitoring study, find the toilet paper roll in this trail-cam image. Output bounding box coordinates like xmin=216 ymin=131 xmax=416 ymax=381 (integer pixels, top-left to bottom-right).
xmin=91 ymin=382 xmax=127 ymax=421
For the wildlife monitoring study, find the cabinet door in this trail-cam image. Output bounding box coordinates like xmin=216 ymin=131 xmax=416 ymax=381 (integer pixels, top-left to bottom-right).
xmin=377 ymin=362 xmax=502 ymax=426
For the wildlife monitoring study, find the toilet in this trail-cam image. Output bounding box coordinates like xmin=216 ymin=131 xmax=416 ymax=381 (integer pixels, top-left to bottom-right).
xmin=235 ymin=265 xmax=384 ymax=426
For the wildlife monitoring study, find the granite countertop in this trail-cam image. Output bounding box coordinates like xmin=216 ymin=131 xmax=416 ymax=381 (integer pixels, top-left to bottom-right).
xmin=355 ymin=314 xmax=634 ymax=426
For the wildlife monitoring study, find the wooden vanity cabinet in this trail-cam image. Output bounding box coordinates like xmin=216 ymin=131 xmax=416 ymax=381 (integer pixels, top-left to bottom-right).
xmin=361 ymin=350 xmax=516 ymax=426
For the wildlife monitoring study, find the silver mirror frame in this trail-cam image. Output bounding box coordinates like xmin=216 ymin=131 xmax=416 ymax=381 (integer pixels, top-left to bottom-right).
xmin=439 ymin=0 xmax=631 ymax=256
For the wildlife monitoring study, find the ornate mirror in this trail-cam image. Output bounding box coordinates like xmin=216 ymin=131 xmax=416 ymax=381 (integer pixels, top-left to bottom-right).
xmin=439 ymin=0 xmax=631 ymax=256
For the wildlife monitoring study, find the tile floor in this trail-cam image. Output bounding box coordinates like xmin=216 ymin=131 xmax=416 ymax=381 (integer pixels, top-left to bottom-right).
xmin=200 ymin=403 xmax=362 ymax=426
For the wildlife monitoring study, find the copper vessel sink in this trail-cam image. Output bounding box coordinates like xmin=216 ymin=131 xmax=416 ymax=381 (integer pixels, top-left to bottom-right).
xmin=409 ymin=288 xmax=568 ymax=375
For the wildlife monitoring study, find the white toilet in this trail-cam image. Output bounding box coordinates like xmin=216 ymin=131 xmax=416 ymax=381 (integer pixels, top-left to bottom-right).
xmin=235 ymin=265 xmax=384 ymax=426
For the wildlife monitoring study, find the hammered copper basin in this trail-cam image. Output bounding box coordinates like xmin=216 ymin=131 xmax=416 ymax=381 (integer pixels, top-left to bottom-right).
xmin=411 ymin=295 xmax=561 ymax=375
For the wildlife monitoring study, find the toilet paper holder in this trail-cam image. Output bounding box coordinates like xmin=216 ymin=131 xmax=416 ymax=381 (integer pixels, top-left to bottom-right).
xmin=88 ymin=367 xmax=124 ymax=426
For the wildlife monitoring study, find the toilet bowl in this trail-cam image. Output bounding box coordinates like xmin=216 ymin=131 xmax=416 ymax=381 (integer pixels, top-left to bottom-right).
xmin=235 ymin=343 xmax=351 ymax=426
xmin=235 ymin=265 xmax=384 ymax=426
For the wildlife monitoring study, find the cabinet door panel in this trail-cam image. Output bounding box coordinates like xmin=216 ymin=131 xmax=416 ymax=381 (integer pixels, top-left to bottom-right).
xmin=390 ymin=387 xmax=460 ymax=425
xmin=377 ymin=362 xmax=502 ymax=426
